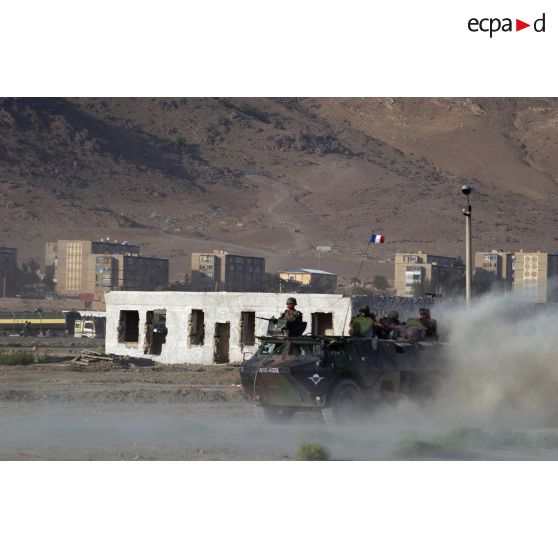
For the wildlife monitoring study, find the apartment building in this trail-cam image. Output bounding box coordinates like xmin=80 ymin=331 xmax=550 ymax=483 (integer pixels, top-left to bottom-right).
xmin=394 ymin=251 xmax=463 ymax=297
xmin=474 ymin=250 xmax=514 ymax=290
xmin=191 ymin=250 xmax=265 ymax=291
xmin=46 ymin=240 xmax=168 ymax=301
xmin=512 ymin=250 xmax=558 ymax=303
xmin=0 ymin=246 xmax=17 ymax=297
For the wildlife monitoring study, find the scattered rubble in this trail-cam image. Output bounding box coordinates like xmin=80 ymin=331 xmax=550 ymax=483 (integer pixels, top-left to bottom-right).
xmin=61 ymin=350 xmax=153 ymax=368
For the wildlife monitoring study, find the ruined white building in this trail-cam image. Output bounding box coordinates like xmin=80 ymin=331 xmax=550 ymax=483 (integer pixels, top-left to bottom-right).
xmin=104 ymin=291 xmax=353 ymax=365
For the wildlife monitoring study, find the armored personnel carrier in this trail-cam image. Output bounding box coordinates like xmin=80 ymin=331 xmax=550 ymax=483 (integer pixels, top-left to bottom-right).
xmin=240 ymin=318 xmax=444 ymax=424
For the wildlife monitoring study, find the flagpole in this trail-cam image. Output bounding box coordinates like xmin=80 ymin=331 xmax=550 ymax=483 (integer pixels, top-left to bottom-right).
xmin=342 ymin=240 xmax=373 ymax=334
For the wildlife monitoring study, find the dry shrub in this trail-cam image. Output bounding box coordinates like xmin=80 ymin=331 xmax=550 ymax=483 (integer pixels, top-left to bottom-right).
xmin=296 ymin=443 xmax=330 ymax=461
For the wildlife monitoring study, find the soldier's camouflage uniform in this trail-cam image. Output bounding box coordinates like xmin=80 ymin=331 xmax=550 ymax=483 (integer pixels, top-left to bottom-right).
xmin=280 ymin=308 xmax=303 ymax=322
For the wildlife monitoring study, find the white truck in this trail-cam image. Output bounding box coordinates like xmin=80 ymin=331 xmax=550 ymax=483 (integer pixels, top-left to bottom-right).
xmin=74 ymin=319 xmax=97 ymax=338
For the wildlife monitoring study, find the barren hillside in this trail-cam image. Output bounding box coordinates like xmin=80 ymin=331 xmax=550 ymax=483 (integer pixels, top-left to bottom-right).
xmin=1 ymin=97 xmax=557 ymax=283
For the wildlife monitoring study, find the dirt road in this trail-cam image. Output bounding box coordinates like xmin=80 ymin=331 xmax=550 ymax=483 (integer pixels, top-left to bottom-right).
xmin=3 ymin=360 xmax=558 ymax=460
xmin=0 ymin=361 xmax=328 ymax=460
xmin=0 ymin=362 xmax=261 ymax=460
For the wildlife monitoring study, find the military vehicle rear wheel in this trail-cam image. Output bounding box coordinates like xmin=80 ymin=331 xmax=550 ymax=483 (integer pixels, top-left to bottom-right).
xmin=322 ymin=379 xmax=363 ymax=425
xmin=255 ymin=405 xmax=294 ymax=424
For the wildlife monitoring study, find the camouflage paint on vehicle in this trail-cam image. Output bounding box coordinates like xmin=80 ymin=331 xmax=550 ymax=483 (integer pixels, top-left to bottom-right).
xmin=240 ymin=335 xmax=444 ymax=413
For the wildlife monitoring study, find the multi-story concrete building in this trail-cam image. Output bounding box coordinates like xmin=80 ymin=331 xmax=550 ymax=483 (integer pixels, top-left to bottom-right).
xmin=474 ymin=250 xmax=514 ymax=290
xmin=46 ymin=240 xmax=168 ymax=303
xmin=44 ymin=241 xmax=58 ymax=287
xmin=191 ymin=250 xmax=265 ymax=291
xmin=512 ymin=250 xmax=558 ymax=303
xmin=191 ymin=252 xmax=221 ymax=290
xmin=278 ymin=268 xmax=337 ymax=292
xmin=394 ymin=251 xmax=463 ymax=297
xmin=92 ymin=254 xmax=169 ymax=292
xmin=0 ymin=247 xmax=17 ymax=297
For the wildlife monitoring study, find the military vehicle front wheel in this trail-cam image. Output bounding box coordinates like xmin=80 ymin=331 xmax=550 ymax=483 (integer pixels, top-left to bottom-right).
xmin=255 ymin=405 xmax=294 ymax=424
xmin=322 ymin=379 xmax=363 ymax=425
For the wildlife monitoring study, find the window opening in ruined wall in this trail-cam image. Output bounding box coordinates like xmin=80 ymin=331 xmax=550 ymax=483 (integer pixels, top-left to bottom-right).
xmin=118 ymin=310 xmax=139 ymax=343
xmin=239 ymin=311 xmax=256 ymax=346
xmin=144 ymin=309 xmax=168 ymax=355
xmin=189 ymin=309 xmax=205 ymax=346
xmin=311 ymin=312 xmax=333 ymax=335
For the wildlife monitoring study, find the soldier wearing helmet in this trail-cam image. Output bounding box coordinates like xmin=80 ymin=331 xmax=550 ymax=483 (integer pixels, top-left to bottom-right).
xmin=381 ymin=310 xmax=401 ymax=327
xmin=418 ymin=308 xmax=437 ymax=338
xmin=279 ymin=297 xmax=303 ymax=323
xmin=377 ymin=310 xmax=403 ymax=339
xmin=349 ymin=305 xmax=375 ymax=337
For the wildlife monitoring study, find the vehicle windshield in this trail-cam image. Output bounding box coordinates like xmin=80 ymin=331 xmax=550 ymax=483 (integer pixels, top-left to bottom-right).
xmin=289 ymin=343 xmax=321 ymax=357
xmin=259 ymin=341 xmax=286 ymax=356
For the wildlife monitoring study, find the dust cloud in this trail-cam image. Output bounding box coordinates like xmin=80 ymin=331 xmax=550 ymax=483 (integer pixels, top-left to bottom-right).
xmin=2 ymin=293 xmax=558 ymax=460
xmin=436 ymin=293 xmax=558 ymax=428
xmin=352 ymin=292 xmax=558 ymax=459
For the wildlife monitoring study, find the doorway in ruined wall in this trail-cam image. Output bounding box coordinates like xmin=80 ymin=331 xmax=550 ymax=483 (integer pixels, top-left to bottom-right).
xmin=311 ymin=312 xmax=333 ymax=335
xmin=189 ymin=309 xmax=205 ymax=346
xmin=118 ymin=310 xmax=139 ymax=344
xmin=213 ymin=322 xmax=230 ymax=363
xmin=144 ymin=309 xmax=167 ymax=355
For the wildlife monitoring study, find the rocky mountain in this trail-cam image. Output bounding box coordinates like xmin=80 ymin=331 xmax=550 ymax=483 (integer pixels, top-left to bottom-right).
xmin=1 ymin=97 xmax=557 ymax=283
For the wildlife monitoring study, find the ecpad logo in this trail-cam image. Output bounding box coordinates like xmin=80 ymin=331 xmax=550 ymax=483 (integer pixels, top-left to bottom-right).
xmin=468 ymin=13 xmax=546 ymax=37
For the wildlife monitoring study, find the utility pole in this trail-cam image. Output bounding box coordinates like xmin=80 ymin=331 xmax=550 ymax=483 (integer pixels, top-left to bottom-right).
xmin=461 ymin=185 xmax=473 ymax=304
xmin=36 ymin=308 xmax=43 ymax=336
xmin=2 ymin=275 xmax=5 ymax=298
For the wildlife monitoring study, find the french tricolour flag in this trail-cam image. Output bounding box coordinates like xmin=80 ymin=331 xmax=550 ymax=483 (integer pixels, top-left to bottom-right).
xmin=370 ymin=234 xmax=385 ymax=244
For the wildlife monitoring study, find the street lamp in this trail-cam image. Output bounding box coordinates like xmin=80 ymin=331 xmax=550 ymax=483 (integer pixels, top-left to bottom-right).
xmin=461 ymin=185 xmax=473 ymax=304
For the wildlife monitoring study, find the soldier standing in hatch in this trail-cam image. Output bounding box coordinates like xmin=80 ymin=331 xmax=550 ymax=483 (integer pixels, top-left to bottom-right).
xmin=349 ymin=305 xmax=375 ymax=337
xmin=376 ymin=310 xmax=402 ymax=339
xmin=280 ymin=297 xmax=303 ymax=323
xmin=382 ymin=310 xmax=401 ymax=327
xmin=418 ymin=308 xmax=438 ymax=339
